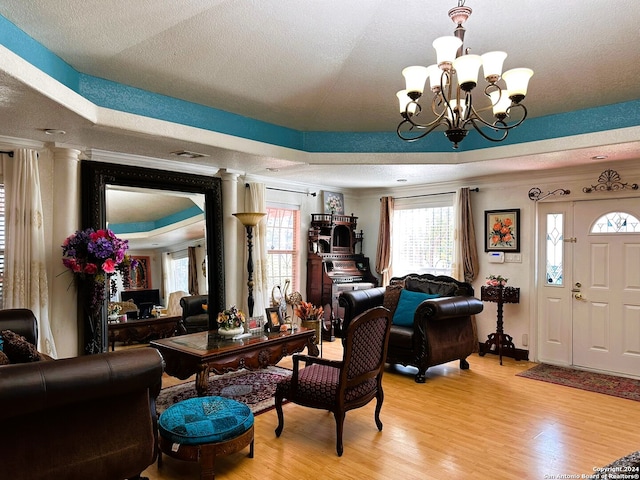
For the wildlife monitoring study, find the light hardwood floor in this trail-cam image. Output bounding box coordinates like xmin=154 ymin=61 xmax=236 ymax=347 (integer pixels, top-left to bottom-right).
xmin=141 ymin=340 xmax=639 ymax=480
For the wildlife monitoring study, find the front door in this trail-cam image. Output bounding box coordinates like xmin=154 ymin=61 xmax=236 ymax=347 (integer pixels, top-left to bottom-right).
xmin=572 ymin=198 xmax=640 ymax=376
xmin=537 ymin=198 xmax=640 ymax=377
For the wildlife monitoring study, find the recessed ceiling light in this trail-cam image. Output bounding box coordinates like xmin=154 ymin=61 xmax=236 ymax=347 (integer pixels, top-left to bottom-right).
xmin=170 ymin=150 xmax=209 ymax=159
xmin=397 ymin=178 xmax=408 ymax=182
xmin=592 ymin=155 xmax=608 ymax=160
xmin=44 ymin=129 xmax=66 ymax=135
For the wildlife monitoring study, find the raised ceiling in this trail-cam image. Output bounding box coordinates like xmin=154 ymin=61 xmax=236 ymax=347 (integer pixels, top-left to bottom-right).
xmin=0 ymin=0 xmax=639 ymax=188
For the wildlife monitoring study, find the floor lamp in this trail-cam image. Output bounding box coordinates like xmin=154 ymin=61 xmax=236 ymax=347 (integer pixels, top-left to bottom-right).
xmin=233 ymin=212 xmax=266 ymax=318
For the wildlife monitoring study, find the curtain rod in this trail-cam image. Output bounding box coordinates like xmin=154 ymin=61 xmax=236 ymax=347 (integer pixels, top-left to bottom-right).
xmin=0 ymin=150 xmax=14 ymax=157
xmin=245 ymin=183 xmax=317 ymax=197
xmin=392 ymin=187 xmax=479 ymax=200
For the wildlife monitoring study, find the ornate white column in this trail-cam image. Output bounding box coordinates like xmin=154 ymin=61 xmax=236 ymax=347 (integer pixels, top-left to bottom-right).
xmin=220 ymin=170 xmax=240 ymax=309
xmin=50 ymin=147 xmax=81 ymax=357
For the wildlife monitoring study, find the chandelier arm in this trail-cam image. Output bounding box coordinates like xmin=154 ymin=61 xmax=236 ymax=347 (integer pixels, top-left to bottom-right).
xmin=466 ymin=118 xmax=509 ymax=142
xmin=464 ymin=102 xmax=529 ymax=132
xmin=404 ymin=106 xmax=448 ymax=130
xmin=397 ymin=118 xmax=446 ymax=142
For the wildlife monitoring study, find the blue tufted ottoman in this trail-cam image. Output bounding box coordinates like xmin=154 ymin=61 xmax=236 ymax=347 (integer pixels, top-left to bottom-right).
xmin=157 ymin=396 xmax=254 ymax=480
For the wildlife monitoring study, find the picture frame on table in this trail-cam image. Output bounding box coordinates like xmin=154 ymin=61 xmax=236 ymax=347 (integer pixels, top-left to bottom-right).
xmin=248 ymin=315 xmax=265 ymax=334
xmin=265 ymin=307 xmax=283 ymax=332
xmin=485 ymin=209 xmax=520 ymax=252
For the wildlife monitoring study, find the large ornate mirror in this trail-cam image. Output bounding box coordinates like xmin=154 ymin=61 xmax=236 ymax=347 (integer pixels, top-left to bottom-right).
xmin=80 ymin=160 xmax=225 ymax=354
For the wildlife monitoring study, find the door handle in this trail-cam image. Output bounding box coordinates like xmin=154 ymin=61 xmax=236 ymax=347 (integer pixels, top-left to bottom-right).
xmin=574 ymin=293 xmax=584 ymax=300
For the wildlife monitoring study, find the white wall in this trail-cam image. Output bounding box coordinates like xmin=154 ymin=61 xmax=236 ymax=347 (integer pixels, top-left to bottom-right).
xmin=346 ymin=160 xmax=640 ymax=359
xmin=6 ymin=138 xmax=640 ymax=360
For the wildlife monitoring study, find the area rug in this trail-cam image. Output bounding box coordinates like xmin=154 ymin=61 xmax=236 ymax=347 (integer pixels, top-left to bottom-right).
xmin=517 ymin=363 xmax=640 ymax=402
xmin=156 ymin=366 xmax=292 ymax=415
xmin=590 ymin=451 xmax=640 ymax=479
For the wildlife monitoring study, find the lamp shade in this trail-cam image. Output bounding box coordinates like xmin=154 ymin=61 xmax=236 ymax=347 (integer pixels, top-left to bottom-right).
xmin=233 ymin=212 xmax=266 ymax=227
xmin=426 ymin=64 xmax=445 ymax=92
xmin=481 ymin=51 xmax=507 ymax=81
xmin=452 ymin=54 xmax=482 ymax=90
xmin=402 ymin=66 xmax=429 ymax=96
xmin=489 ymin=90 xmax=511 ymax=117
xmin=432 ymin=36 xmax=462 ymax=67
xmin=396 ymin=90 xmax=417 ymax=115
xmin=502 ymin=68 xmax=534 ymax=101
xmin=445 ymin=98 xmax=466 ymax=123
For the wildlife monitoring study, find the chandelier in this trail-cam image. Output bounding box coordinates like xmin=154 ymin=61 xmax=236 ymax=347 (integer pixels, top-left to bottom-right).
xmin=396 ymin=1 xmax=533 ymax=149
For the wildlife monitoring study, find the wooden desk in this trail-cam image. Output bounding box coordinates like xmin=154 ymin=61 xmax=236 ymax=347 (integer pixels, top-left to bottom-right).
xmin=108 ymin=315 xmax=180 ymax=351
xmin=151 ymin=327 xmax=319 ymax=396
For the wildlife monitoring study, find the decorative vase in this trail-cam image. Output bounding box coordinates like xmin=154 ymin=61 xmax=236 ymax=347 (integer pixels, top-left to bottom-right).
xmin=218 ymin=326 xmax=245 ymax=338
xmin=301 ymin=319 xmax=321 ymax=344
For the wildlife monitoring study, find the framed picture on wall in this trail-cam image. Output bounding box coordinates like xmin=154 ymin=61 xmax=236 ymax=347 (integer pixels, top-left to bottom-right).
xmin=485 ymin=209 xmax=520 ymax=252
xmin=129 ymin=256 xmax=151 ymax=289
xmin=323 ymin=191 xmax=344 ymax=215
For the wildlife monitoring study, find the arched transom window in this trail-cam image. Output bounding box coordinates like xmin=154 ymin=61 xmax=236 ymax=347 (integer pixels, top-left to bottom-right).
xmin=591 ymin=211 xmax=640 ymax=233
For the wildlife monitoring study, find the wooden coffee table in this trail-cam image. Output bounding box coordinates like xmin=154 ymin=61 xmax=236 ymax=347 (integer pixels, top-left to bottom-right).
xmin=150 ymin=327 xmax=319 ymax=396
xmin=108 ymin=315 xmax=180 ymax=351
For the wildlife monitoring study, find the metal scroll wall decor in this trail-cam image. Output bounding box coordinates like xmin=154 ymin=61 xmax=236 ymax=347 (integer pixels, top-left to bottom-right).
xmin=582 ymin=169 xmax=639 ymax=193
xmin=528 ymin=187 xmax=570 ymax=202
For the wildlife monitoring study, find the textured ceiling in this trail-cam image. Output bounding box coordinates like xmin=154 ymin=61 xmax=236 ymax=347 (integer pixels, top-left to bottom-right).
xmin=0 ymin=0 xmax=639 ymax=190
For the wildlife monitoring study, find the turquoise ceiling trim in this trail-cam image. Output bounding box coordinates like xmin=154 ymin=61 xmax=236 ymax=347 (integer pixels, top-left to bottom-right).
xmin=109 ymin=206 xmax=203 ymax=235
xmin=2 ymin=13 xmax=639 ymax=155
xmin=0 ymin=15 xmax=78 ymax=90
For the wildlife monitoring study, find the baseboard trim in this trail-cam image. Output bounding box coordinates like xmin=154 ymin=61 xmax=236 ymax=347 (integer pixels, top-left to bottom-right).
xmin=477 ymin=343 xmax=529 ymax=361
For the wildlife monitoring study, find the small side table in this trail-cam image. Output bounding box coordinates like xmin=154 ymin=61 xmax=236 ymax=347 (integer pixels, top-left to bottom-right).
xmin=479 ymin=285 xmax=520 ymax=365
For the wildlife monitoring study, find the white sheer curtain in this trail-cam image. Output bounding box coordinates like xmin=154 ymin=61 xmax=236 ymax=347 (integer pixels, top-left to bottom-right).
xmin=244 ymin=182 xmax=268 ymax=316
xmin=2 ymin=149 xmax=57 ymax=357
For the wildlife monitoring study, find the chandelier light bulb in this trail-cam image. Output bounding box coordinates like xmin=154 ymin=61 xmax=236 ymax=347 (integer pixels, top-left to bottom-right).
xmin=402 ymin=66 xmax=429 ymax=98
xmin=426 ymin=64 xmax=444 ymax=92
xmin=397 ymin=90 xmax=417 ymax=116
xmin=432 ymin=36 xmax=462 ymax=69
xmin=502 ymin=68 xmax=534 ymax=103
xmin=489 ymin=90 xmax=512 ymax=119
xmin=452 ymin=54 xmax=482 ymax=91
xmin=481 ymin=51 xmax=508 ymax=83
xmin=445 ymin=98 xmax=467 ymax=123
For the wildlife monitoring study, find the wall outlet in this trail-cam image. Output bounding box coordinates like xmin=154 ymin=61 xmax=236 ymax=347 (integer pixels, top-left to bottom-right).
xmin=522 ymin=333 xmax=528 ymax=347
xmin=505 ymin=253 xmax=522 ymax=263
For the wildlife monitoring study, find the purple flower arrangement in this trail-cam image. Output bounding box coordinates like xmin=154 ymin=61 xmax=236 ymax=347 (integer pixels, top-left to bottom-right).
xmin=62 ymin=228 xmax=137 ymax=310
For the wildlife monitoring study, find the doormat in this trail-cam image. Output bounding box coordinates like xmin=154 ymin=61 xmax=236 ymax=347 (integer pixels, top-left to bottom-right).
xmin=516 ymin=363 xmax=640 ymax=402
xmin=156 ymin=366 xmax=292 ymax=416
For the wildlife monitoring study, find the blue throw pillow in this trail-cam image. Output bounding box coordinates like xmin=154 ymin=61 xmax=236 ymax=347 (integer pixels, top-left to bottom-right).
xmin=392 ymin=289 xmax=440 ymax=327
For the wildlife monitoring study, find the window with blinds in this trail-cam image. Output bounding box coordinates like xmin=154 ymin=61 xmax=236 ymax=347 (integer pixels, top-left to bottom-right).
xmin=265 ymin=206 xmax=299 ymax=296
xmin=392 ymin=204 xmax=454 ymax=278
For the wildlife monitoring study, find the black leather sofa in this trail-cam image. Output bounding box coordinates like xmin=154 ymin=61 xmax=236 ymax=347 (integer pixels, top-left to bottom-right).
xmin=339 ymin=273 xmax=483 ymax=382
xmin=179 ymin=294 xmax=210 ymax=333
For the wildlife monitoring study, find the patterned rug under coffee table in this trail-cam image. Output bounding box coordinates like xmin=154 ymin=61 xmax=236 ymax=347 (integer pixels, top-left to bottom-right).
xmin=517 ymin=363 xmax=640 ymax=402
xmin=156 ymin=366 xmax=292 ymax=415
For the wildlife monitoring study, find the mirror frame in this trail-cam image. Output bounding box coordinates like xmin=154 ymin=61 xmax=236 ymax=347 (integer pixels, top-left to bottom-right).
xmin=80 ymin=160 xmax=225 ymax=354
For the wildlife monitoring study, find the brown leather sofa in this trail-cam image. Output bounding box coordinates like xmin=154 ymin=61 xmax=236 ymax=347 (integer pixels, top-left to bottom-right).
xmin=339 ymin=273 xmax=483 ymax=383
xmin=0 ymin=348 xmax=164 ymax=480
xmin=180 ymin=294 xmax=210 ymax=333
xmin=0 ymin=307 xmax=39 ymax=345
